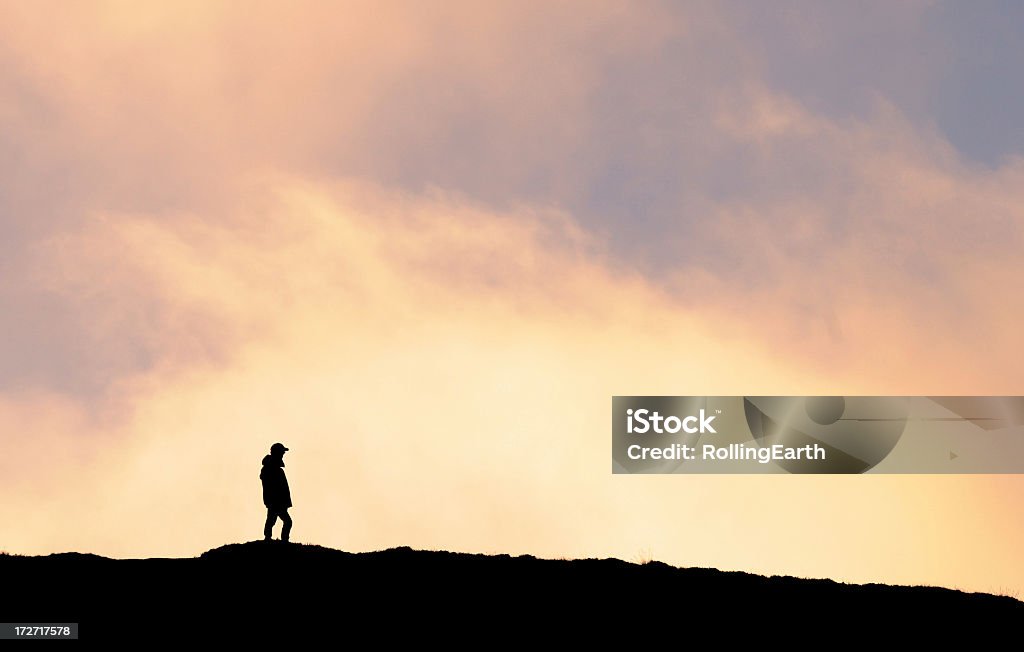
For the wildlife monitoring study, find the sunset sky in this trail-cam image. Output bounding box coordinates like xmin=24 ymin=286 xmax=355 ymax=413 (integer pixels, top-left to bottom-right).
xmin=2 ymin=1 xmax=1023 ymax=595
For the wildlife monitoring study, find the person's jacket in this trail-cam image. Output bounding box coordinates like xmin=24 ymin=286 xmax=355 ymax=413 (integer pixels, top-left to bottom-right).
xmin=260 ymin=455 xmax=292 ymax=509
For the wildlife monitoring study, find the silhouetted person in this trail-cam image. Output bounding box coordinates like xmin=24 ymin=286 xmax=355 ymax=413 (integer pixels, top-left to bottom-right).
xmin=261 ymin=443 xmax=292 ymax=542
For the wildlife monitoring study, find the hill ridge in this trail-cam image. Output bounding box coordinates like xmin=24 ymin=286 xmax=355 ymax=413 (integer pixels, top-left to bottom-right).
xmin=5 ymin=539 xmax=1021 ymax=640
xmin=8 ymin=539 xmax=1019 ymax=603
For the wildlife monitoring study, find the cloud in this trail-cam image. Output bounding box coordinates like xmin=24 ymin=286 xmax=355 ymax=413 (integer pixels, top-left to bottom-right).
xmin=0 ymin=0 xmax=688 ymax=392
xmin=680 ymin=87 xmax=1024 ymax=391
xmin=6 ymin=177 xmax=806 ymax=554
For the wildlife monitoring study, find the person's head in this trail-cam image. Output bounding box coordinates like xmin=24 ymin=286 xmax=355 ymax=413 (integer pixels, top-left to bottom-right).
xmin=270 ymin=442 xmax=289 ymax=459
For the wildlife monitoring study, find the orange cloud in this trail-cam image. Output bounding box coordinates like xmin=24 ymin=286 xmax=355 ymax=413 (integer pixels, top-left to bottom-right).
xmin=686 ymin=87 xmax=1024 ymax=392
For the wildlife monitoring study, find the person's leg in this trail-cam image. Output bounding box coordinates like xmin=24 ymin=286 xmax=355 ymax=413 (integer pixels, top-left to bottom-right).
xmin=280 ymin=509 xmax=292 ymax=542
xmin=264 ymin=508 xmax=278 ymax=540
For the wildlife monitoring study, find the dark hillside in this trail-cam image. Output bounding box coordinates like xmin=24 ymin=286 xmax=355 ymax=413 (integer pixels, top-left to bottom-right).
xmin=4 ymin=542 xmax=1020 ymax=641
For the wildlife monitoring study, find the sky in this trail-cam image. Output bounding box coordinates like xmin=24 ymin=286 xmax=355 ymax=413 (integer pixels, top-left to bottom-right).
xmin=2 ymin=1 xmax=1023 ymax=596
